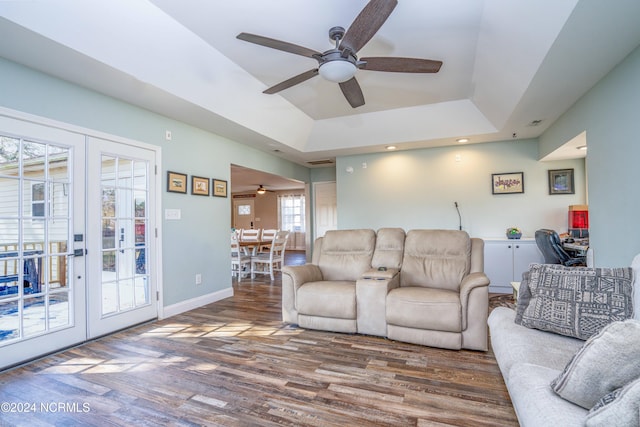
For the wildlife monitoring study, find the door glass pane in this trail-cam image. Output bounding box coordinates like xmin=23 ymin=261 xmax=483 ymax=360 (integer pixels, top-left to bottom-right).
xmin=48 ymin=145 xmax=69 ymax=179
xmin=133 ymin=161 xmax=147 ymax=190
xmin=102 ymin=219 xmax=116 ymax=249
xmin=49 ymin=253 xmax=69 ymax=290
xmin=0 ymin=219 xmax=19 ymax=255
xmin=49 ymin=291 xmax=70 ymax=329
xmin=134 ymin=191 xmax=146 ymax=217
xmin=0 ymin=136 xmax=20 ymax=177
xmin=23 ymin=296 xmax=46 ymax=337
xmin=118 ymin=158 xmax=132 ymax=187
xmin=119 ymin=278 xmax=134 ymax=310
xmin=117 ymin=188 xmax=132 ymax=218
xmin=51 ymin=182 xmax=69 ymax=218
xmin=119 ymin=219 xmax=134 ymax=249
xmin=0 ymin=300 xmax=19 ymax=340
xmin=101 ymin=281 xmax=117 ymax=315
xmin=134 ymin=276 xmax=148 ymax=305
xmin=101 ymin=156 xmax=116 ymax=186
xmin=118 ymin=249 xmax=134 ymax=279
xmin=23 ymin=219 xmax=45 ymax=250
xmin=24 ymin=180 xmax=46 ymax=218
xmin=22 ymin=141 xmax=46 ymax=179
xmin=0 ymin=178 xmax=19 ymax=217
xmin=102 ymin=187 xmax=115 ymax=218
xmin=103 ymin=250 xmax=116 ymax=273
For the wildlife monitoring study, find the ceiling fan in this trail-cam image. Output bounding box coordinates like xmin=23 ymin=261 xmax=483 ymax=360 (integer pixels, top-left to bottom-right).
xmin=236 ymin=0 xmax=442 ymax=108
xmin=256 ymin=185 xmax=273 ymax=195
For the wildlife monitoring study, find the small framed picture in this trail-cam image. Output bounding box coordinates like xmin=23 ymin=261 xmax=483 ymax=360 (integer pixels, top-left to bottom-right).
xmin=213 ymin=179 xmax=228 ymax=198
xmin=492 ymin=172 xmax=524 ymax=194
xmin=548 ymin=169 xmax=575 ymax=194
xmin=167 ymin=171 xmax=187 ymax=194
xmin=191 ymin=176 xmax=210 ymax=196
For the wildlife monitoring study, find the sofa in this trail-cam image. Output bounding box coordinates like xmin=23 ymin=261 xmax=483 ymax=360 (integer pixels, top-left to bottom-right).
xmin=488 ymin=255 xmax=640 ymax=427
xmin=281 ymin=228 xmax=490 ymax=351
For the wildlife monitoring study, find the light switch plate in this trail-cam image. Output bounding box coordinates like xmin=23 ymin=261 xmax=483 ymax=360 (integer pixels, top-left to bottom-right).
xmin=165 ymin=208 xmax=181 ymax=220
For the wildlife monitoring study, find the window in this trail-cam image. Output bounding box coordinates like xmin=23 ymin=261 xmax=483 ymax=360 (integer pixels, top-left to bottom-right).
xmin=279 ymin=194 xmax=305 ymax=233
xmin=238 ymin=204 xmax=251 ymax=215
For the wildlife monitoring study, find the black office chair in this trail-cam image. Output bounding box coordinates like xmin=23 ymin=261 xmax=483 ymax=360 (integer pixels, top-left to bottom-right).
xmin=535 ymin=229 xmax=586 ymax=267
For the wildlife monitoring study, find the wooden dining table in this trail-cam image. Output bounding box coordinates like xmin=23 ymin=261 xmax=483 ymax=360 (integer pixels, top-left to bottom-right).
xmin=238 ymin=240 xmax=271 ymax=255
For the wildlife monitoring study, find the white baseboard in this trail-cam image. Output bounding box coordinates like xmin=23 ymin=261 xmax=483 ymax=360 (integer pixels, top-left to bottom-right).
xmin=160 ymin=287 xmax=234 ymax=319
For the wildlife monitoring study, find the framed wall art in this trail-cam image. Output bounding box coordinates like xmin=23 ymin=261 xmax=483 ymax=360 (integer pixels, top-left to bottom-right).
xmin=548 ymin=168 xmax=575 ymax=194
xmin=167 ymin=171 xmax=187 ymax=194
xmin=213 ymin=179 xmax=228 ymax=198
xmin=491 ymin=172 xmax=524 ymax=194
xmin=191 ymin=175 xmax=210 ymax=196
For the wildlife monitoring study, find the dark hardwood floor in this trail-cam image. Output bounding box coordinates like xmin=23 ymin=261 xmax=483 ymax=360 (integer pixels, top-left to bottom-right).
xmin=0 ymin=251 xmax=517 ymax=426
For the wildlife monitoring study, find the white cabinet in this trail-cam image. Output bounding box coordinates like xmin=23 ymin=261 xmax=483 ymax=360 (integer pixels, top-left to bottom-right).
xmin=484 ymin=239 xmax=544 ymax=293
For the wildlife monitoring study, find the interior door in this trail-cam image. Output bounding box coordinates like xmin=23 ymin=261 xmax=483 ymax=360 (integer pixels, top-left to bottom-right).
xmin=0 ymin=114 xmax=86 ymax=370
xmin=86 ymin=137 xmax=157 ymax=338
xmin=314 ymin=181 xmax=337 ymax=238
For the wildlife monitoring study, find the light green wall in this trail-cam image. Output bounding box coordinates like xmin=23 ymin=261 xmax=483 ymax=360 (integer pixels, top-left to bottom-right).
xmin=336 ymin=140 xmax=585 ymax=238
xmin=540 ymin=45 xmax=640 ymax=266
xmin=0 ymin=57 xmax=310 ymax=306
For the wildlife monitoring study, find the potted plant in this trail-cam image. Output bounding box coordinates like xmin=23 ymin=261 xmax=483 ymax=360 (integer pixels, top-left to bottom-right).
xmin=506 ymin=227 xmax=522 ymax=239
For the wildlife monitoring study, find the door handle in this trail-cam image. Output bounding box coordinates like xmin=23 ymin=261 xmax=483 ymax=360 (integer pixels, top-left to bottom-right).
xmin=69 ymin=249 xmax=87 ymax=257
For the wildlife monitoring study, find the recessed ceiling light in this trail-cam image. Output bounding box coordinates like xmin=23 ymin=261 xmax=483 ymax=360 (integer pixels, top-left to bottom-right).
xmin=386 ymin=145 xmax=397 ymax=150
xmin=576 ymin=145 xmax=587 ymax=150
xmin=456 ymin=138 xmax=469 ymax=143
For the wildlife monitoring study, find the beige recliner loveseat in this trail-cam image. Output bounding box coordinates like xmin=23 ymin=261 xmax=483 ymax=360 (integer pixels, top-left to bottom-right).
xmin=281 ymin=228 xmax=490 ymax=351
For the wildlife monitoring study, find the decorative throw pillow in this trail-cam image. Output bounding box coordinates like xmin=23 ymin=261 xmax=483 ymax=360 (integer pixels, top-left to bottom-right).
xmin=514 ymin=269 xmax=532 ymax=324
xmin=585 ymin=377 xmax=640 ymax=426
xmin=520 ymin=263 xmax=634 ymax=340
xmin=550 ymin=319 xmax=640 ymax=409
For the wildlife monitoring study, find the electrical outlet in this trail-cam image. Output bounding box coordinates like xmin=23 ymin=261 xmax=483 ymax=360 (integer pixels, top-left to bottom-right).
xmin=195 ymin=274 xmax=202 ymax=285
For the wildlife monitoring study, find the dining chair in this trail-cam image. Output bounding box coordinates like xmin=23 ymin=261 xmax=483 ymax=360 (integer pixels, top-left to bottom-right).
xmin=259 ymin=229 xmax=278 ymax=253
xmin=251 ymin=230 xmax=290 ymax=281
xmin=239 ymin=228 xmax=261 ymax=255
xmin=231 ymin=231 xmax=251 ymax=281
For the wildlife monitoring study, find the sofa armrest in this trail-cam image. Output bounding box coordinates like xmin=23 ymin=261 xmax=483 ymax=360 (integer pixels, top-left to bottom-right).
xmin=282 ymin=264 xmax=323 ymax=288
xmin=356 ymin=273 xmax=400 ymax=337
xmin=281 ymin=264 xmax=323 ymax=324
xmin=459 ymin=272 xmax=490 ymax=329
xmin=360 ymin=267 xmax=399 ymax=280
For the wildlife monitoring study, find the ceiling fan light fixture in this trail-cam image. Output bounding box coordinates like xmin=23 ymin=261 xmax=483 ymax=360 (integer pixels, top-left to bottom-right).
xmin=256 ymin=185 xmax=266 ymax=195
xmin=318 ymin=59 xmax=357 ymax=83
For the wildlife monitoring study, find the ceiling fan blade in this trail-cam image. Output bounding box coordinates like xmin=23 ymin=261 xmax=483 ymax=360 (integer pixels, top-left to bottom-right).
xmin=339 ymin=78 xmax=365 ymax=108
xmin=263 ymin=69 xmax=319 ymax=94
xmin=237 ymin=33 xmax=322 ymax=58
xmin=360 ymin=57 xmax=443 ymax=73
xmin=340 ymin=0 xmax=398 ymax=53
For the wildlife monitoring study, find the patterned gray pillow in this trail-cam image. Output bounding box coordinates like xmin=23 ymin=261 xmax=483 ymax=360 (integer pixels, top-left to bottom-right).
xmin=520 ymin=264 xmax=634 ymax=340
xmin=586 ymin=377 xmax=640 ymax=426
xmin=514 ymin=270 xmax=532 ymax=324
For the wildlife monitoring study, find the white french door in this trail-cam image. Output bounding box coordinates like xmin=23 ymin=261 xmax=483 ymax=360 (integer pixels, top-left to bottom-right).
xmin=0 ymin=115 xmax=86 ymax=370
xmin=86 ymin=137 xmax=157 ymax=338
xmin=0 ymin=112 xmax=160 ymax=369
